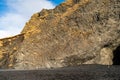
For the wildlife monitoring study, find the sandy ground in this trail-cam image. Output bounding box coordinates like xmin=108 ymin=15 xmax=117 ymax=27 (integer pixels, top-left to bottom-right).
xmin=0 ymin=65 xmax=120 ymax=80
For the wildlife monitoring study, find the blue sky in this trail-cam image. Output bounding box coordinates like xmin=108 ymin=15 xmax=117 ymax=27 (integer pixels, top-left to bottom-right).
xmin=0 ymin=0 xmax=65 ymax=38
xmin=0 ymin=0 xmax=7 ymax=15
xmin=49 ymin=0 xmax=65 ymax=4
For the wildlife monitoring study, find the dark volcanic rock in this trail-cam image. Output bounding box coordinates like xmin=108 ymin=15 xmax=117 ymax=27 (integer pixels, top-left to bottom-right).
xmin=0 ymin=0 xmax=120 ymax=69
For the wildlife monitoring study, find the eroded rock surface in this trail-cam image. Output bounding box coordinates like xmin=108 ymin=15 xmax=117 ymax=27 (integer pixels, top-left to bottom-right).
xmin=0 ymin=34 xmax=24 ymax=68
xmin=0 ymin=0 xmax=120 ymax=69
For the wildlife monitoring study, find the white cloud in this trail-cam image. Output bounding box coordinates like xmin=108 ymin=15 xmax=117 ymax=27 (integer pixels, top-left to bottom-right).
xmin=0 ymin=0 xmax=55 ymax=38
xmin=6 ymin=0 xmax=55 ymax=17
xmin=0 ymin=30 xmax=12 ymax=38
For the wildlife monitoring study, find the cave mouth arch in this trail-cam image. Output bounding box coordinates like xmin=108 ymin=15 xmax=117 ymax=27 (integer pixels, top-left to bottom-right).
xmin=113 ymin=45 xmax=120 ymax=65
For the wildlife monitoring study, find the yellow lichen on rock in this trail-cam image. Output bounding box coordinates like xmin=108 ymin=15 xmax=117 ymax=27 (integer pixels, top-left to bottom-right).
xmin=24 ymin=26 xmax=41 ymax=39
xmin=8 ymin=39 xmax=12 ymax=42
xmin=0 ymin=51 xmax=5 ymax=60
xmin=8 ymin=64 xmax=13 ymax=67
xmin=13 ymin=47 xmax=17 ymax=50
xmin=0 ymin=41 xmax=3 ymax=47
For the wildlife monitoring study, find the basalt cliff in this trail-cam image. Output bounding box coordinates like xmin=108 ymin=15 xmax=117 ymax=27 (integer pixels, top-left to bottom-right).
xmin=0 ymin=0 xmax=120 ymax=69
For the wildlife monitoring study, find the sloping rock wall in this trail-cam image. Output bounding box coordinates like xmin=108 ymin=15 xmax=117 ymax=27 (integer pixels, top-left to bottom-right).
xmin=0 ymin=0 xmax=120 ymax=69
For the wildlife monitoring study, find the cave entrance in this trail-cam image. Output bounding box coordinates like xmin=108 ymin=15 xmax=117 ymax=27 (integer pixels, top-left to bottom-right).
xmin=113 ymin=45 xmax=120 ymax=65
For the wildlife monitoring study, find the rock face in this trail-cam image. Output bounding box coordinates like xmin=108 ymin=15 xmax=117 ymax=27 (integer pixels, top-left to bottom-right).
xmin=0 ymin=0 xmax=120 ymax=69
xmin=0 ymin=34 xmax=24 ymax=68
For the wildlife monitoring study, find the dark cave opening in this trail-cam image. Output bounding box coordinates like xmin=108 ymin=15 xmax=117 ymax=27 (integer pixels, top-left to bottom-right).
xmin=113 ymin=46 xmax=120 ymax=65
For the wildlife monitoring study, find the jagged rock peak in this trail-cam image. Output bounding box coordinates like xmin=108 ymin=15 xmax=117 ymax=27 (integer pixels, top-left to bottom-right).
xmin=21 ymin=0 xmax=90 ymax=34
